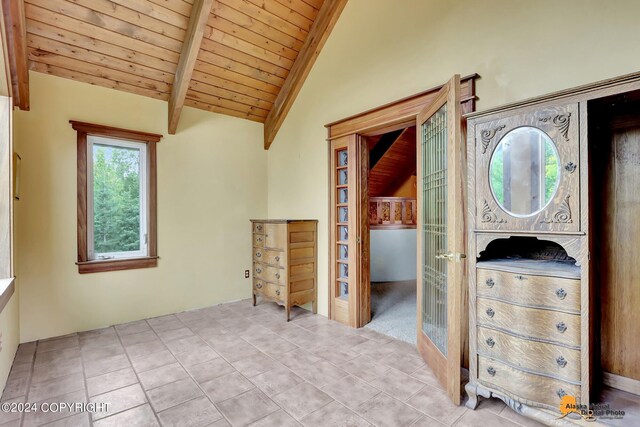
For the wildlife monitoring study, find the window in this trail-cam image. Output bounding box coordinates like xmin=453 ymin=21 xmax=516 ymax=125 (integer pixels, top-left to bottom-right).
xmin=88 ymin=137 xmax=147 ymax=260
xmin=71 ymin=121 xmax=161 ymax=274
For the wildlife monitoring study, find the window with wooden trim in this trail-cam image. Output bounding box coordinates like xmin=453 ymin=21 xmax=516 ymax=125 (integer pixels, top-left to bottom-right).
xmin=71 ymin=121 xmax=161 ymax=274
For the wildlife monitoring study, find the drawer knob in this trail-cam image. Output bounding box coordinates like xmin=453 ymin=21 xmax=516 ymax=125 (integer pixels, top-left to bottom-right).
xmin=275 ymin=273 xmax=281 ymax=280
xmin=486 ymin=337 xmax=495 ymax=348
xmin=276 ymin=289 xmax=281 ymax=296
xmin=255 ymin=283 xmax=262 ymax=289
xmin=556 ymin=322 xmax=567 ymax=333
xmin=487 ymin=367 xmax=496 ymax=377
xmin=556 ymin=288 xmax=567 ymax=300
xmin=256 ymin=252 xmax=262 ymax=258
xmin=256 ymin=268 xmax=262 ymax=274
xmin=557 ymin=388 xmax=567 ymax=399
xmin=556 ymin=356 xmax=567 ymax=368
xmin=486 ymin=308 xmax=495 ymax=318
xmin=514 ymin=275 xmax=527 ymax=280
xmin=486 ymin=278 xmax=495 ymax=288
xmin=257 ymin=237 xmax=263 ymax=242
xmin=275 ymin=256 xmax=280 ymax=262
xmin=257 ymin=225 xmax=263 ymax=231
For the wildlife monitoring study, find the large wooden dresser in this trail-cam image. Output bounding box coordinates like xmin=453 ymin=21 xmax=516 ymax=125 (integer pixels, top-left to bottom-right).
xmin=250 ymin=220 xmax=318 ymax=320
xmin=465 ymin=98 xmax=591 ymax=424
xmin=475 ymin=259 xmax=581 ymax=409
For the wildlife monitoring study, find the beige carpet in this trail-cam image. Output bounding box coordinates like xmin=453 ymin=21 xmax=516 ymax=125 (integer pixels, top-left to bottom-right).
xmin=365 ymin=280 xmax=417 ymax=345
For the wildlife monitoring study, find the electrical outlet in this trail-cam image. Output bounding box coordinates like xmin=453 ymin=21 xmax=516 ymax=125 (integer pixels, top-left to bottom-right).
xmin=244 ymin=270 xmax=250 ymax=279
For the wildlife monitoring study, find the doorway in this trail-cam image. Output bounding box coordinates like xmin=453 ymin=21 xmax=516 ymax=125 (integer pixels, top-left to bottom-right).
xmin=327 ymin=74 xmax=477 ymax=331
xmin=327 ymin=75 xmax=477 ymax=404
xmin=364 ymin=126 xmax=418 ymax=344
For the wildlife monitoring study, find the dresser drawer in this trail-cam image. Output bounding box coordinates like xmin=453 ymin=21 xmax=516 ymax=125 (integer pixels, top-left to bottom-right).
xmin=478 ymin=356 xmax=580 ymax=410
xmin=253 ymin=280 xmax=284 ymax=302
xmin=253 ymin=248 xmax=285 ymax=268
xmin=477 ymin=327 xmax=580 ymax=382
xmin=253 ymin=233 xmax=265 ymax=247
xmin=477 ymin=298 xmax=580 ymax=347
xmin=253 ymin=222 xmax=265 ymax=234
xmin=265 ymin=223 xmax=287 ymax=249
xmin=264 ymin=282 xmax=285 ymax=302
xmin=253 ymin=279 xmax=266 ymax=293
xmin=477 ymin=268 xmax=580 ymax=313
xmin=253 ymin=263 xmax=286 ymax=285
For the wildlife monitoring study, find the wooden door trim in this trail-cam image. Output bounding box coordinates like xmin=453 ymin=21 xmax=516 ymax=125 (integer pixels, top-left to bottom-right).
xmin=356 ymin=135 xmax=371 ymax=326
xmin=326 ymin=75 xmax=477 ymax=140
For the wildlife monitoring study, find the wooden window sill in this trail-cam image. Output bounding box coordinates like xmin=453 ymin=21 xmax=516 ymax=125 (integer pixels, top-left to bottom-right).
xmin=0 ymin=277 xmax=15 ymax=314
xmin=76 ymin=257 xmax=158 ymax=274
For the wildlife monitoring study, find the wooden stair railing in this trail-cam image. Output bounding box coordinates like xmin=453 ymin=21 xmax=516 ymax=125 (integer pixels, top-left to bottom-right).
xmin=369 ymin=197 xmax=416 ymax=229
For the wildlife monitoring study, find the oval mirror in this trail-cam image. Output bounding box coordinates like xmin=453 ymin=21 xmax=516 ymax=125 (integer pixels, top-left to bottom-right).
xmin=489 ymin=127 xmax=560 ymax=217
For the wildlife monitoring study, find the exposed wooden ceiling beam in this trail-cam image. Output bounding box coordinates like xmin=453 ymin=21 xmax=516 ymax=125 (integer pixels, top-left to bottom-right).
xmin=168 ymin=0 xmax=214 ymax=134
xmin=263 ymin=0 xmax=347 ymax=149
xmin=1 ymin=0 xmax=29 ymax=110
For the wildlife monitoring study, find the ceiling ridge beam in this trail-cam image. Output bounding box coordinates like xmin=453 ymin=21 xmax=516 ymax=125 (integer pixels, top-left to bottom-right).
xmin=168 ymin=0 xmax=214 ymax=134
xmin=1 ymin=0 xmax=29 ymax=110
xmin=263 ymin=0 xmax=348 ymax=150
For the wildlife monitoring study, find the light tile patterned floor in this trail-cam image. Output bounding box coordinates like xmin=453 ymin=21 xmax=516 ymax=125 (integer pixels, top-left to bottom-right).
xmin=0 ymin=299 xmax=545 ymax=427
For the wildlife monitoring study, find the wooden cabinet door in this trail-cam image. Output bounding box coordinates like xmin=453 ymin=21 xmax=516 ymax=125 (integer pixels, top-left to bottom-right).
xmin=416 ymin=75 xmax=465 ymax=405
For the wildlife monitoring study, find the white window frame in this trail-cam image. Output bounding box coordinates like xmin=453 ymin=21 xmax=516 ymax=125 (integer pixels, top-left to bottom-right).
xmin=86 ymin=135 xmax=149 ymax=261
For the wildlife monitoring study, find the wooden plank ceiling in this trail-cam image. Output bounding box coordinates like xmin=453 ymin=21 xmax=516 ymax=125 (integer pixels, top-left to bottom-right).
xmin=369 ymin=126 xmax=416 ymax=197
xmin=12 ymin=0 xmax=346 ymax=145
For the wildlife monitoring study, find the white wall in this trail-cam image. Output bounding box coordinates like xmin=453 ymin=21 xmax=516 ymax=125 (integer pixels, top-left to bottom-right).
xmin=370 ymin=229 xmax=416 ymax=282
xmin=267 ymin=0 xmax=640 ymax=316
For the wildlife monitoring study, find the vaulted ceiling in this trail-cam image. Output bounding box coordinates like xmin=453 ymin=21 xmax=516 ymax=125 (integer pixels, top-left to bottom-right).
xmin=1 ymin=0 xmax=347 ymax=148
xmin=368 ymin=126 xmax=416 ymax=197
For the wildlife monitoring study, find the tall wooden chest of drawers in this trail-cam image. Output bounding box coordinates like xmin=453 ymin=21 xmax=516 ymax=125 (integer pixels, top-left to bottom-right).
xmin=250 ymin=220 xmax=318 ymax=321
xmin=474 ymin=259 xmax=582 ymax=409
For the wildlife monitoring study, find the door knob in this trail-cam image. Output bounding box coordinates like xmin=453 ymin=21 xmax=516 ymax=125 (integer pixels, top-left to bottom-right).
xmin=435 ymin=252 xmax=466 ymax=261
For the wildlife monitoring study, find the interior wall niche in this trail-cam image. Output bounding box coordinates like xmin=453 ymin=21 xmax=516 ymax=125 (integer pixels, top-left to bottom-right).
xmin=478 ymin=236 xmax=576 ymax=264
xmin=589 ymin=88 xmax=640 ymax=394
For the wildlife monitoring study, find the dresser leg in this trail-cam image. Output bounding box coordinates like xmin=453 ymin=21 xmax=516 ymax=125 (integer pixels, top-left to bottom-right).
xmin=465 ymin=382 xmax=480 ymax=410
xmin=286 ymin=306 xmax=291 ymax=322
xmin=312 ymin=299 xmax=317 ymax=314
xmin=252 ymin=293 xmax=256 ymax=307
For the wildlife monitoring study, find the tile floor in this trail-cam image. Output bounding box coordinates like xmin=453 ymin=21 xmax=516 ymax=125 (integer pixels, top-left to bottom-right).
xmin=0 ymin=299 xmax=546 ymax=427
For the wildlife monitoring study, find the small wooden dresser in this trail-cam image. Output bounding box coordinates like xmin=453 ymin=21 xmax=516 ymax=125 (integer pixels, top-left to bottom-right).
xmin=475 ymin=259 xmax=581 ymax=409
xmin=250 ymin=220 xmax=318 ymax=320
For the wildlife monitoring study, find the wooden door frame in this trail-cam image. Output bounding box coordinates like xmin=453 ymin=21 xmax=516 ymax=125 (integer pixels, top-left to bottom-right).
xmin=325 ymin=74 xmax=478 ymax=325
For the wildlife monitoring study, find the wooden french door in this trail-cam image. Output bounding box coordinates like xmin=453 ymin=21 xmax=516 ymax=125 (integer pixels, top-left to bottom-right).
xmin=329 ymin=134 xmax=370 ymax=327
xmin=416 ymin=75 xmax=466 ymax=404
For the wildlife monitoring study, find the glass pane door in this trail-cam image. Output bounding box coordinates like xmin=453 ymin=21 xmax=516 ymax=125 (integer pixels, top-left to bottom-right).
xmin=421 ymin=104 xmax=448 ymax=355
xmin=415 ymin=75 xmax=463 ymax=405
